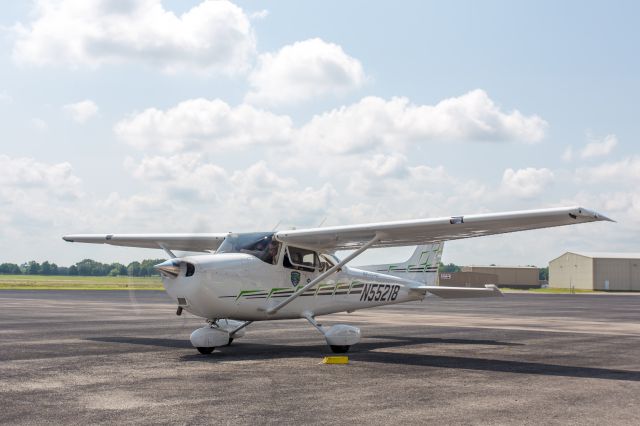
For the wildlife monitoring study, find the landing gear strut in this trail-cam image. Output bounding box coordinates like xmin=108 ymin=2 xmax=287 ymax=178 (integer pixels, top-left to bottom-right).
xmin=189 ymin=319 xmax=250 ymax=354
xmin=303 ymin=313 xmax=361 ymax=353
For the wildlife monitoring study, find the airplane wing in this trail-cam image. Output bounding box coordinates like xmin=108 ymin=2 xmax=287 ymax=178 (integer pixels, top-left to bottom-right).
xmin=275 ymin=206 xmax=612 ymax=251
xmin=62 ymin=233 xmax=229 ymax=252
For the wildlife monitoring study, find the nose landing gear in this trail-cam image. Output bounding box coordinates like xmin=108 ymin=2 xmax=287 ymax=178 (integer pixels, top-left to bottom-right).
xmin=190 ymin=319 xmax=251 ymax=354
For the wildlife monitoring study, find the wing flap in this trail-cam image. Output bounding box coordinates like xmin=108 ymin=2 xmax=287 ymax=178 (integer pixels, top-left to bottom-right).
xmin=62 ymin=233 xmax=228 ymax=252
xmin=275 ymin=206 xmax=612 ymax=250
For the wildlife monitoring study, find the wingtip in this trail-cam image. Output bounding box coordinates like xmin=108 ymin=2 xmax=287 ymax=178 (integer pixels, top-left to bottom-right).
xmin=62 ymin=236 xmax=74 ymax=242
xmin=574 ymin=207 xmax=614 ymax=223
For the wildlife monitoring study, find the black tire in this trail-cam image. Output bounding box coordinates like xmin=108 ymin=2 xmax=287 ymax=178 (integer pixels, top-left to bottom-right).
xmin=196 ymin=347 xmax=215 ymax=354
xmin=225 ymin=338 xmax=234 ymax=346
xmin=330 ymin=345 xmax=350 ymax=353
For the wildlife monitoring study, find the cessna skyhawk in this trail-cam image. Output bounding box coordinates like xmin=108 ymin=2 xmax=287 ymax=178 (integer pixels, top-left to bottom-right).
xmin=63 ymin=206 xmax=611 ymax=354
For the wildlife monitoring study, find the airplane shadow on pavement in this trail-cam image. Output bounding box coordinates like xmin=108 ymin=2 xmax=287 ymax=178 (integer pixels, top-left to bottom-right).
xmin=86 ymin=335 xmax=640 ymax=382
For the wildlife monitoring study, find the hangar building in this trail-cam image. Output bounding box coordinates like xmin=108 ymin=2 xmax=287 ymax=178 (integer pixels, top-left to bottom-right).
xmin=549 ymin=252 xmax=640 ymax=291
xmin=458 ymin=265 xmax=540 ymax=288
xmin=438 ymin=271 xmax=498 ymax=288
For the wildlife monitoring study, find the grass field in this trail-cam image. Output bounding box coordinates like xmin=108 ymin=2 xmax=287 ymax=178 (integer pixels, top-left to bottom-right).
xmin=0 ymin=275 xmax=163 ymax=290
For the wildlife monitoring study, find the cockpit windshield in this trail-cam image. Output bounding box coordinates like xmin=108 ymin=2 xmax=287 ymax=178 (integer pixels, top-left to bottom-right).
xmin=217 ymin=232 xmax=280 ymax=265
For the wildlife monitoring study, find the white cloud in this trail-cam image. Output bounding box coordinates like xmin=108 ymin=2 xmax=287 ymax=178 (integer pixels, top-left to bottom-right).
xmin=562 ymin=146 xmax=573 ymax=162
xmin=245 ymin=38 xmax=367 ymax=106
xmin=114 ymin=98 xmax=293 ymax=152
xmin=115 ymin=90 xmax=547 ymax=157
xmin=122 ymin=156 xmax=335 ymax=229
xmin=0 ymin=155 xmax=82 ymax=198
xmin=125 ymin=153 xmax=227 ymax=201
xmin=362 ymin=153 xmax=410 ymax=178
xmin=580 ymin=134 xmax=618 ymax=158
xmin=31 ymin=118 xmax=48 ymax=131
xmin=578 ymin=156 xmax=640 ymax=183
xmin=0 ymin=155 xmax=84 ymax=247
xmin=12 ymin=0 xmax=255 ymax=74
xmin=501 ymin=167 xmax=554 ymax=198
xmin=0 ymin=91 xmax=12 ymax=104
xmin=63 ymin=99 xmax=98 ymax=123
xmin=249 ymin=9 xmax=269 ymax=20
xmin=298 ymin=89 xmax=548 ymax=154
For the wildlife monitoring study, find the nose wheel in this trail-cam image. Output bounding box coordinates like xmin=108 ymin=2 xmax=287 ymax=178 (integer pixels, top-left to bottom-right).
xmin=196 ymin=347 xmax=215 ymax=355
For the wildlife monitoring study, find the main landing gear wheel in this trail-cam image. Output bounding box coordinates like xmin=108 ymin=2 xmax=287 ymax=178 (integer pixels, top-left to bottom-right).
xmin=330 ymin=345 xmax=350 ymax=353
xmin=196 ymin=347 xmax=215 ymax=354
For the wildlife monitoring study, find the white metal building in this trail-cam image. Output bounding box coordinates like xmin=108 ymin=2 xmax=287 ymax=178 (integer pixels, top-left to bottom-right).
xmin=549 ymin=252 xmax=640 ymax=291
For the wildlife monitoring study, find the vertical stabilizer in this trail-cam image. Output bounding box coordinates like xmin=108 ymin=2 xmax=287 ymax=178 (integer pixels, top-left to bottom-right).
xmin=358 ymin=243 xmax=444 ymax=285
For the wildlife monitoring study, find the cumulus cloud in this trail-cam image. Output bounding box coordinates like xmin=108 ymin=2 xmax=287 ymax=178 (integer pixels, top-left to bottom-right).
xmin=117 ymin=90 xmax=547 ymax=155
xmin=0 ymin=155 xmax=84 ymax=246
xmin=580 ymin=134 xmax=618 ymax=158
xmin=115 ymin=98 xmax=293 ymax=152
xmin=577 ymin=156 xmax=640 ymax=183
xmin=501 ymin=167 xmax=554 ymax=198
xmin=63 ymin=99 xmax=98 ymax=123
xmin=0 ymin=155 xmax=82 ymax=197
xmin=249 ymin=9 xmax=269 ymax=20
xmin=245 ymin=38 xmax=367 ymax=106
xmin=31 ymin=118 xmax=48 ymax=131
xmin=12 ymin=0 xmax=255 ymax=74
xmin=298 ymin=89 xmax=548 ymax=153
xmin=123 ymin=155 xmax=335 ymax=228
xmin=0 ymin=91 xmax=12 ymax=104
xmin=347 ymin=157 xmax=451 ymax=198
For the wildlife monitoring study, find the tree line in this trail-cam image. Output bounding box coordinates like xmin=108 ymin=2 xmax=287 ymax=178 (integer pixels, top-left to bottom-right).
xmin=0 ymin=258 xmax=166 ymax=277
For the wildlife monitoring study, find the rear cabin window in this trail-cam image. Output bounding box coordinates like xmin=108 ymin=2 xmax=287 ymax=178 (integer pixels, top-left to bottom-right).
xmin=283 ymin=246 xmax=317 ymax=272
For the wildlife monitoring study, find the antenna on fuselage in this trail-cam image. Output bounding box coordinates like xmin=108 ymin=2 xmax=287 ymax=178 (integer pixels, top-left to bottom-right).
xmin=317 ymin=216 xmax=327 ymax=227
xmin=271 ymin=221 xmax=281 ymax=231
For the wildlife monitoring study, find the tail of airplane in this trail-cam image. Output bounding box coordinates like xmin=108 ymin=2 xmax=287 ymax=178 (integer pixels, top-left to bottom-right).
xmin=358 ymin=243 xmax=444 ymax=286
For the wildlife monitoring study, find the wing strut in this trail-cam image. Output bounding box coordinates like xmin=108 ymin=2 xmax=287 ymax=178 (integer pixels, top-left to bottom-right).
xmin=266 ymin=234 xmax=382 ymax=315
xmin=158 ymin=243 xmax=176 ymax=259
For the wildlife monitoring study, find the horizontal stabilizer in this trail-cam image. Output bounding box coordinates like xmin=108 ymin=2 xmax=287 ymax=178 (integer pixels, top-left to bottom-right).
xmin=412 ymin=284 xmax=503 ymax=299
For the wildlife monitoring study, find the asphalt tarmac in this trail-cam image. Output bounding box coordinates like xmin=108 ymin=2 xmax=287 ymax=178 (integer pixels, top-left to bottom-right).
xmin=1 ymin=290 xmax=639 ymax=425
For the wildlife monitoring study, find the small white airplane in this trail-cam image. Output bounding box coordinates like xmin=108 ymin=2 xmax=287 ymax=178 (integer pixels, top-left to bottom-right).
xmin=63 ymin=206 xmax=611 ymax=354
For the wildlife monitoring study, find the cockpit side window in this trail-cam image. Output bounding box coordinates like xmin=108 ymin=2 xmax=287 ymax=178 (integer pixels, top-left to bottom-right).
xmin=216 ymin=232 xmax=279 ymax=265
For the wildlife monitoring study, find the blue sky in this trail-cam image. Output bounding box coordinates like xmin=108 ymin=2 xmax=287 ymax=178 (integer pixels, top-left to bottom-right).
xmin=0 ymin=0 xmax=638 ymax=266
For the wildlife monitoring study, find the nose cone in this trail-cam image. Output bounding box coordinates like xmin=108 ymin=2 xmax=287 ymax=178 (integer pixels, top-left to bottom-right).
xmin=154 ymin=259 xmax=181 ymax=278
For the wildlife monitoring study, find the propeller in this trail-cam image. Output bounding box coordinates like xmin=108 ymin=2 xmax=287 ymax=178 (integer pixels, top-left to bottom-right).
xmin=154 ymin=259 xmax=181 ymax=278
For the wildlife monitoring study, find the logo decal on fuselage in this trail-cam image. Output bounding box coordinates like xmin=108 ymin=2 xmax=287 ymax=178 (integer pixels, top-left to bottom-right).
xmin=290 ymin=271 xmax=301 ymax=286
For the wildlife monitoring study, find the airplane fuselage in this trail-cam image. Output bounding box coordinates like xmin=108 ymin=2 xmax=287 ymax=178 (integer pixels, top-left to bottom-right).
xmin=162 ymin=253 xmax=424 ymax=321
